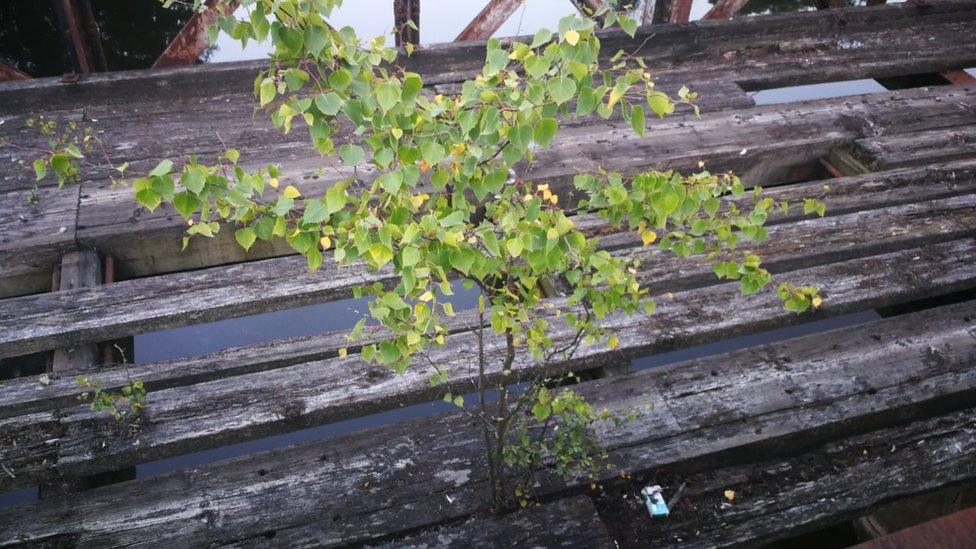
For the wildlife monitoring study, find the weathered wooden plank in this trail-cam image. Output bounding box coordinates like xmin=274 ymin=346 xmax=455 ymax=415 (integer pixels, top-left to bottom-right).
xmin=854 ymin=506 xmax=976 ymax=549
xmin=60 ymin=84 xmax=976 ymax=288
xmin=1 ymin=237 xmax=975 ymax=492
xmin=618 ymin=193 xmax=976 ymax=293
xmin=0 ymin=254 xmax=392 ymax=359
xmin=0 ymin=156 xmax=976 ymax=404
xmin=50 ymin=250 xmax=102 ymax=372
xmin=855 ymin=125 xmax=976 ymax=171
xmin=2 ymin=291 xmax=973 ymax=546
xmin=7 ymin=153 xmax=973 ymax=416
xmin=602 ymin=408 xmax=976 ymax=548
xmin=4 ymin=3 xmax=975 ymax=192
xmin=375 ymin=496 xmax=611 ymax=549
xmin=0 ymin=185 xmax=79 ymax=297
xmin=3 ymin=162 xmax=973 ymax=361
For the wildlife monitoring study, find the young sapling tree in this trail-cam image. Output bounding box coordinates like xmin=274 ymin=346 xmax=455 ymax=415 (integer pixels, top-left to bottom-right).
xmin=21 ymin=0 xmax=825 ymax=512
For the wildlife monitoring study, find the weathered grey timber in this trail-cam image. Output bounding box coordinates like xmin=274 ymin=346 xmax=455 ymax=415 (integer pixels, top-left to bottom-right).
xmin=2 ymin=1 xmax=976 ymax=297
xmin=1 ymin=299 xmax=973 ymax=546
xmin=634 ymin=409 xmax=976 ymax=548
xmin=50 ymin=250 xmax=102 ymax=372
xmin=1 ymin=3 xmax=976 ymax=546
xmin=2 ymin=174 xmax=974 ymax=359
xmin=373 ymin=496 xmax=613 ymax=549
xmin=3 ymin=237 xmax=974 ymax=491
xmin=0 ymin=255 xmax=391 ymax=359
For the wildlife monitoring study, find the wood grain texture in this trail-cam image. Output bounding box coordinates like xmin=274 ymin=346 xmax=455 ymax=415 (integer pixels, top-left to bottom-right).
xmin=0 ymin=254 xmax=392 ymax=359
xmin=373 ymin=496 xmax=612 ymax=549
xmin=1 ymin=236 xmax=974 ymax=491
xmin=3 ymin=170 xmax=974 ymax=358
xmin=2 ymin=295 xmax=973 ymax=546
xmin=609 ymin=408 xmax=976 ymax=548
xmin=0 ymin=4 xmax=974 ymax=294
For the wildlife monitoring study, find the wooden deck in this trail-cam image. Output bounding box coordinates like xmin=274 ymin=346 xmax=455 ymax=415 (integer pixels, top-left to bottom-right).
xmin=0 ymin=2 xmax=975 ymax=546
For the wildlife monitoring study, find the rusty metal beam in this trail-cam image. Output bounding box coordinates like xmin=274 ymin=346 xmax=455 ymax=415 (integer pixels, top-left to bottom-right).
xmin=456 ymin=0 xmax=525 ymax=41
xmin=394 ymin=0 xmax=420 ymax=46
xmin=661 ymin=0 xmax=694 ymax=23
xmin=942 ymin=70 xmax=976 ymax=84
xmin=0 ymin=58 xmax=29 ymax=82
xmin=702 ymin=0 xmax=750 ymax=20
xmin=54 ymin=0 xmax=94 ymax=73
xmin=153 ymin=0 xmax=240 ymax=68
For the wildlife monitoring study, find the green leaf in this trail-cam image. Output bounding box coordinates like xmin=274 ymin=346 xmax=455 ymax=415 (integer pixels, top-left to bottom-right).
xmin=329 ymin=69 xmax=352 ymax=91
xmin=32 ymin=159 xmax=46 ymax=181
xmin=135 ymin=188 xmax=161 ymax=212
xmin=339 ymin=144 xmax=365 ymax=166
xmin=647 ymin=92 xmax=674 ymax=118
xmin=376 ymin=80 xmax=401 ymax=112
xmin=172 ymin=191 xmax=200 ymax=218
xmin=402 ymin=72 xmax=423 ymax=104
xmin=259 ymin=78 xmax=276 ymax=107
xmin=181 ymin=166 xmax=206 ymax=194
xmin=618 ymin=14 xmax=638 ymax=37
xmin=377 ymin=171 xmax=403 ymax=194
xmin=533 ymin=118 xmax=558 ymax=147
xmin=532 ymin=402 xmax=551 ymax=421
xmin=314 ymin=92 xmax=342 ymax=116
xmin=420 ymin=141 xmax=446 ymax=165
xmin=630 ymin=104 xmax=646 ymax=137
xmin=401 ymin=246 xmax=421 ymax=267
xmin=530 ymin=28 xmax=553 ymax=48
xmin=549 ymin=76 xmax=577 ymax=105
xmin=506 ymin=238 xmax=524 ymax=257
xmin=235 ymin=227 xmax=257 ymax=251
xmin=149 ymin=159 xmax=173 ymax=177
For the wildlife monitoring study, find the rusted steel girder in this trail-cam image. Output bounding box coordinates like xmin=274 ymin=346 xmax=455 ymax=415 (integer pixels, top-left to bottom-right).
xmin=153 ymin=0 xmax=240 ymax=68
xmin=702 ymin=0 xmax=750 ymax=20
xmin=456 ymin=0 xmax=525 ymax=41
xmin=659 ymin=0 xmax=694 ymax=23
xmin=394 ymin=0 xmax=420 ymax=46
xmin=0 ymin=58 xmax=29 ymax=82
xmin=54 ymin=0 xmax=95 ymax=73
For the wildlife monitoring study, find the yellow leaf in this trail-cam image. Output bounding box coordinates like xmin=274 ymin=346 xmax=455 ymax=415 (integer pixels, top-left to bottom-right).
xmin=724 ymin=490 xmax=735 ymax=501
xmin=549 ymin=194 xmax=558 ymax=205
xmin=391 ymin=127 xmax=403 ymax=139
xmin=283 ymin=185 xmax=301 ymax=199
xmin=537 ymin=183 xmax=549 ymax=192
xmin=812 ymin=296 xmax=823 ymax=308
xmin=320 ymin=236 xmax=332 ymax=249
xmin=268 ymin=177 xmax=279 ymax=189
xmin=608 ymin=336 xmax=619 ymax=350
xmin=564 ymin=29 xmax=580 ymax=46
xmin=406 ymin=331 xmax=421 ymax=346
xmin=641 ymin=230 xmax=657 ymax=246
xmin=338 ymin=347 xmax=348 ymax=358
xmin=419 ymin=290 xmax=434 ymax=302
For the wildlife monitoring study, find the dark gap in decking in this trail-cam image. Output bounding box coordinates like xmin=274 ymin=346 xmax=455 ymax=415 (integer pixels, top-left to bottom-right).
xmin=629 ymin=310 xmax=881 ymax=372
xmin=0 ymin=351 xmax=49 ymax=381
xmin=135 ymin=279 xmax=480 ymax=363
xmin=876 ymin=287 xmax=976 ymax=319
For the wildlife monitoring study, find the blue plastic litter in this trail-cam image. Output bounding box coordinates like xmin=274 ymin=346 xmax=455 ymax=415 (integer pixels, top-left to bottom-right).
xmin=642 ymin=485 xmax=669 ymax=518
